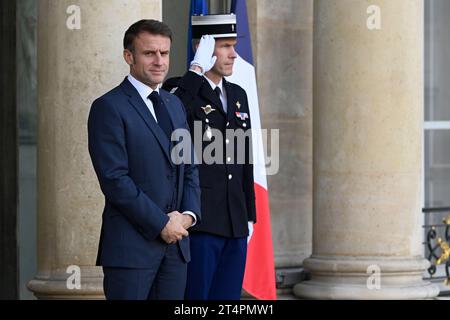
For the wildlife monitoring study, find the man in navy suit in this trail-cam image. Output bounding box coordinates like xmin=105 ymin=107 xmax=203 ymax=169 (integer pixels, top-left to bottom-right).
xmin=88 ymin=19 xmax=201 ymax=300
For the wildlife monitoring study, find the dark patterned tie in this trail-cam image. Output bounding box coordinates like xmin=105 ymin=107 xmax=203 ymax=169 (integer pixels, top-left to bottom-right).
xmin=214 ymin=87 xmax=226 ymax=112
xmin=148 ymin=91 xmax=173 ymax=138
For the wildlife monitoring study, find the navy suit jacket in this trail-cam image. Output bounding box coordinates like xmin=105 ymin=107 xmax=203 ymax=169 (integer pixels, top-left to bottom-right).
xmin=88 ymin=78 xmax=201 ymax=269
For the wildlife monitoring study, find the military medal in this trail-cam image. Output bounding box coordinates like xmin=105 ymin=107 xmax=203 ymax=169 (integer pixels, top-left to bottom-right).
xmin=236 ymin=101 xmax=241 ymax=109
xmin=235 ymin=112 xmax=249 ymax=121
xmin=205 ymin=125 xmax=212 ymax=141
xmin=202 ymin=105 xmax=216 ymax=115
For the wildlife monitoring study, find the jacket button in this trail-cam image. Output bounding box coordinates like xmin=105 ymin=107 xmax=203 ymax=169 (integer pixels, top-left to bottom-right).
xmin=225 ymin=139 xmax=230 ymax=145
xmin=227 ymin=157 xmax=231 ymax=163
xmin=228 ymin=174 xmax=233 ymax=180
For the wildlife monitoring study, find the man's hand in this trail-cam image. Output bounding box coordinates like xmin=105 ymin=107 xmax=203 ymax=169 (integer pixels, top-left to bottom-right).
xmin=168 ymin=211 xmax=194 ymax=230
xmin=160 ymin=213 xmax=189 ymax=244
xmin=190 ymin=35 xmax=217 ymax=74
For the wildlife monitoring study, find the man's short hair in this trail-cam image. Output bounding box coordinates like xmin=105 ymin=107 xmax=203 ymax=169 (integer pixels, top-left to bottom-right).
xmin=123 ymin=19 xmax=173 ymax=51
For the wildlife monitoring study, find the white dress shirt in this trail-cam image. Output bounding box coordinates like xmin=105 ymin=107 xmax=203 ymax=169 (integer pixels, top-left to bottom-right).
xmin=127 ymin=74 xmax=197 ymax=227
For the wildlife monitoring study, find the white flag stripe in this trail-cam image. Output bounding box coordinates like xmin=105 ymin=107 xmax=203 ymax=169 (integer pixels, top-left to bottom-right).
xmin=226 ymin=55 xmax=268 ymax=189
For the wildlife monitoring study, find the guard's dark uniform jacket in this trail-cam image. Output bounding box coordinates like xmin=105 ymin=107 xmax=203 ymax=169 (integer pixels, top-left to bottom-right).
xmin=163 ymin=71 xmax=256 ymax=238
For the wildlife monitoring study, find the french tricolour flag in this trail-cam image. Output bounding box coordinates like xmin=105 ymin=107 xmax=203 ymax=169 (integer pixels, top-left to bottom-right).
xmin=227 ymin=0 xmax=277 ymax=300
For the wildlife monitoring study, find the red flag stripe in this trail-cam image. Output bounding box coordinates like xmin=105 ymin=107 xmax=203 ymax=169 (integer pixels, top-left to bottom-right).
xmin=243 ymin=183 xmax=277 ymax=300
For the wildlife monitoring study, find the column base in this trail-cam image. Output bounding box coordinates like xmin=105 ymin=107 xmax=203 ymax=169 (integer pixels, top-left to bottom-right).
xmin=293 ymin=256 xmax=440 ymax=300
xmin=27 ymin=266 xmax=104 ymax=300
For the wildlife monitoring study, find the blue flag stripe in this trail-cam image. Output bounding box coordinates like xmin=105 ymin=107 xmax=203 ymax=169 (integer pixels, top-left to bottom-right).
xmin=231 ymin=0 xmax=254 ymax=65
xmin=187 ymin=0 xmax=209 ymax=67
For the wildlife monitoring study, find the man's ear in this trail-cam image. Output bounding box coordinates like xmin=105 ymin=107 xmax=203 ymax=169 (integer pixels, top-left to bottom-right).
xmin=123 ymin=49 xmax=134 ymax=65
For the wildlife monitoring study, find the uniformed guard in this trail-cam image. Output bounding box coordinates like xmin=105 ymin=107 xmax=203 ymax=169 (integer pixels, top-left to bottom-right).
xmin=163 ymin=13 xmax=256 ymax=300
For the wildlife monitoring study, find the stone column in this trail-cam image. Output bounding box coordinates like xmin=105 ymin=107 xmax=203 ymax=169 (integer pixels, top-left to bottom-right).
xmin=294 ymin=0 xmax=440 ymax=299
xmin=28 ymin=0 xmax=161 ymax=299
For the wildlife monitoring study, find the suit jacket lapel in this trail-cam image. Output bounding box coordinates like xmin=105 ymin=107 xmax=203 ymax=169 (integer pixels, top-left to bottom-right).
xmin=160 ymin=90 xmax=178 ymax=132
xmin=120 ymin=78 xmax=174 ymax=167
xmin=161 ymin=90 xmax=186 ymax=207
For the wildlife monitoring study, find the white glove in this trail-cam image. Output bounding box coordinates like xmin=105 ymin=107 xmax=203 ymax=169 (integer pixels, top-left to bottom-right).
xmin=190 ymin=35 xmax=217 ymax=74
xmin=247 ymin=221 xmax=254 ymax=244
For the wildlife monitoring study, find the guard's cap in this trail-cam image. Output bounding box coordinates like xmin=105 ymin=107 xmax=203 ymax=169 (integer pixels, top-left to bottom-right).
xmin=191 ymin=14 xmax=237 ymax=39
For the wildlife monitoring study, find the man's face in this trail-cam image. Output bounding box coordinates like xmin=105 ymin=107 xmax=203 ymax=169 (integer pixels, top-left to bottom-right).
xmin=210 ymin=38 xmax=238 ymax=77
xmin=124 ymin=32 xmax=170 ymax=89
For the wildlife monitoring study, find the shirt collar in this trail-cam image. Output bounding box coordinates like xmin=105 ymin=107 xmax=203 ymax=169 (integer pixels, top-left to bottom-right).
xmin=127 ymin=74 xmax=160 ymax=101
xmin=204 ymin=75 xmax=224 ymax=94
